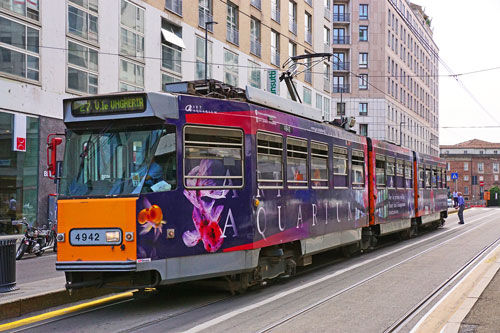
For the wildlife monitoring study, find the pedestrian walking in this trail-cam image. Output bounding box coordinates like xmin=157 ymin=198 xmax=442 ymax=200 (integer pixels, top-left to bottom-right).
xmin=453 ymin=191 xmax=458 ymax=208
xmin=457 ymin=192 xmax=465 ymax=224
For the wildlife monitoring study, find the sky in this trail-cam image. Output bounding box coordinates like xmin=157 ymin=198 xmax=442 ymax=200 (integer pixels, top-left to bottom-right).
xmin=412 ymin=0 xmax=500 ymax=145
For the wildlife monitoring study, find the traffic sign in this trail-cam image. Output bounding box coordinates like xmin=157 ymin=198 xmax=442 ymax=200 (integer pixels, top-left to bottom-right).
xmin=451 ymin=172 xmax=458 ymax=180
xmin=480 ymin=181 xmax=484 ymax=186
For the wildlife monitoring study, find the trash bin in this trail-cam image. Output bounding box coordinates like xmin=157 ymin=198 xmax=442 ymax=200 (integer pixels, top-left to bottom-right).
xmin=0 ymin=238 xmax=17 ymax=293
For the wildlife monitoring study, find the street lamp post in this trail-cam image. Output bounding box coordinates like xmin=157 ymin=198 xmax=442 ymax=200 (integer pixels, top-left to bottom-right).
xmin=204 ymin=20 xmax=218 ymax=81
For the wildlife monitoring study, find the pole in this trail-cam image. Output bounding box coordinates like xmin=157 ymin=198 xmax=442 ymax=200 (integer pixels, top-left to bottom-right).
xmin=204 ymin=21 xmax=218 ymax=81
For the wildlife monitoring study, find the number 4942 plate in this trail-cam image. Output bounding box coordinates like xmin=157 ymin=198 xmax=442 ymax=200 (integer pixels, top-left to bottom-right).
xmin=69 ymin=228 xmax=122 ymax=246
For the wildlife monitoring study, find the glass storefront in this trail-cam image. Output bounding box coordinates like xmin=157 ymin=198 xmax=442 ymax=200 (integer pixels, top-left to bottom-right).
xmin=0 ymin=111 xmax=39 ymax=235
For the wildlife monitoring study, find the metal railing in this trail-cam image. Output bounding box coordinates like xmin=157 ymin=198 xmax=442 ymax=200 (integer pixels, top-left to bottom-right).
xmin=333 ymin=13 xmax=350 ymax=22
xmin=226 ymin=25 xmax=239 ymax=45
xmin=271 ymin=47 xmax=280 ymax=66
xmin=289 ymin=16 xmax=297 ymax=35
xmin=271 ymin=6 xmax=280 ymax=23
xmin=333 ymin=84 xmax=350 ymax=93
xmin=251 ymin=0 xmax=261 ymax=10
xmin=333 ymin=62 xmax=350 ymax=71
xmin=333 ymin=36 xmax=350 ymax=44
xmin=251 ymin=37 xmax=261 ymax=57
xmin=198 ymin=8 xmax=213 ymax=32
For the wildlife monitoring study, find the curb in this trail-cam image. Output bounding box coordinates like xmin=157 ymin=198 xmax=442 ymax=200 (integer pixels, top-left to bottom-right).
xmin=0 ymin=287 xmax=113 ymax=322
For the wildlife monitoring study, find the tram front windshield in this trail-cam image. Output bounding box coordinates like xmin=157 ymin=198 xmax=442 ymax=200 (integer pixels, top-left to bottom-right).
xmin=59 ymin=124 xmax=176 ymax=197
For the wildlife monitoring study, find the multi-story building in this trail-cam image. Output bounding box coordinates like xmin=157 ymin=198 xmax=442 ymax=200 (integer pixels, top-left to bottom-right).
xmin=440 ymin=140 xmax=500 ymax=202
xmin=0 ymin=0 xmax=439 ymax=233
xmin=331 ymin=0 xmax=439 ymax=156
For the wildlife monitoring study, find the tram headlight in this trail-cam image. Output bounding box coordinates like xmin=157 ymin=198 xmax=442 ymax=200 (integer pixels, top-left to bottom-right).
xmin=106 ymin=231 xmax=120 ymax=242
xmin=56 ymin=233 xmax=65 ymax=242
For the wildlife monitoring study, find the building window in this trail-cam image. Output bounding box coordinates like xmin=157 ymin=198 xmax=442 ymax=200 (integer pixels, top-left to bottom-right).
xmin=333 ymin=28 xmax=347 ymax=44
xmin=359 ymin=4 xmax=368 ymax=20
xmin=324 ymin=27 xmax=330 ymax=49
xmin=223 ymin=49 xmax=238 ymax=87
xmin=359 ymin=52 xmax=368 ymax=68
xmin=250 ymin=17 xmax=261 ymax=57
xmin=271 ymin=30 xmax=280 ymax=66
xmin=478 ymin=162 xmax=484 ymax=173
xmin=303 ymin=87 xmax=312 ymax=105
xmin=120 ymin=0 xmax=144 ymax=60
xmin=304 ymin=51 xmax=312 ymax=83
xmin=359 ymin=124 xmax=368 ymax=136
xmin=119 ymin=59 xmax=144 ymax=91
xmin=324 ymin=63 xmax=330 ymax=91
xmin=323 ymin=97 xmax=331 ymax=121
xmin=68 ymin=0 xmax=98 ymax=43
xmin=464 ymin=186 xmax=469 ymax=195
xmin=165 ymin=0 xmax=182 ymax=16
xmin=464 ymin=175 xmax=469 ymax=181
xmin=304 ymin=12 xmax=312 ymax=44
xmin=289 ymin=1 xmax=297 ymax=35
xmin=494 ymin=162 xmax=499 ymax=173
xmin=251 ymin=0 xmax=261 ymax=10
xmin=195 ymin=36 xmax=212 ymax=80
xmin=336 ymin=102 xmax=345 ymax=116
xmin=464 ymin=162 xmax=468 ymax=171
xmin=359 ymin=74 xmax=368 ymax=89
xmin=496 ymin=175 xmax=499 ymax=182
xmin=359 ymin=26 xmax=368 ymax=41
xmin=198 ymin=0 xmax=213 ymax=30
xmin=161 ymin=21 xmax=183 ymax=75
xmin=248 ymin=61 xmax=261 ymax=88
xmin=316 ymin=93 xmax=323 ymax=110
xmin=271 ymin=0 xmax=280 ymax=23
xmin=359 ymin=103 xmax=368 ymax=115
xmin=1 ymin=0 xmax=40 ymax=20
xmin=226 ymin=2 xmax=239 ymax=45
xmin=161 ymin=73 xmax=180 ymax=91
xmin=0 ymin=15 xmax=40 ymax=81
xmin=67 ymin=41 xmax=98 ymax=94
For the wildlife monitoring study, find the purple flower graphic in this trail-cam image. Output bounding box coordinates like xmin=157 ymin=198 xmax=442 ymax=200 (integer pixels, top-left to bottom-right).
xmin=183 ymin=160 xmax=228 ymax=252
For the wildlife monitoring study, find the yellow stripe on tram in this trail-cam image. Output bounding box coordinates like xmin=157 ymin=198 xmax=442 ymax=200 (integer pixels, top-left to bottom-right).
xmin=0 ymin=291 xmax=135 ymax=331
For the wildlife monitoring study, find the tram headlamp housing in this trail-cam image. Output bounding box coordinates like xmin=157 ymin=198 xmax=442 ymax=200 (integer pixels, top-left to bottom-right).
xmin=56 ymin=233 xmax=65 ymax=242
xmin=106 ymin=231 xmax=121 ymax=243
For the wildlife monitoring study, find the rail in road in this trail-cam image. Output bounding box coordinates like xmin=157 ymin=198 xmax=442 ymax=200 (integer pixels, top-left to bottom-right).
xmin=2 ymin=208 xmax=499 ymax=332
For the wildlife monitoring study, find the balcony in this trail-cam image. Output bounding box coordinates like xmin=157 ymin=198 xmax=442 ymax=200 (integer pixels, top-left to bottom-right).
xmin=324 ymin=8 xmax=331 ymax=20
xmin=305 ymin=29 xmax=312 ymax=45
xmin=198 ymin=8 xmax=213 ymax=32
xmin=333 ymin=84 xmax=350 ymax=93
xmin=271 ymin=6 xmax=280 ymax=23
xmin=226 ymin=25 xmax=239 ymax=46
xmin=271 ymin=47 xmax=280 ymax=67
xmin=251 ymin=37 xmax=261 ymax=57
xmin=251 ymin=0 xmax=261 ymax=10
xmin=289 ymin=17 xmax=297 ymax=35
xmin=333 ymin=13 xmax=350 ymax=23
xmin=324 ymin=43 xmax=331 ymax=53
xmin=333 ymin=36 xmax=350 ymax=45
xmin=333 ymin=62 xmax=350 ymax=71
xmin=324 ymin=79 xmax=330 ymax=92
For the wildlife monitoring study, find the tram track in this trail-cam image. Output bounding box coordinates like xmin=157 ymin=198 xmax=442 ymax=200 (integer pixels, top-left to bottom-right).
xmin=6 ymin=210 xmax=497 ymax=333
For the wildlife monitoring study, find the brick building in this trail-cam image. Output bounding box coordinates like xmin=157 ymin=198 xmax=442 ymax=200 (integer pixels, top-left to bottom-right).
xmin=440 ymin=139 xmax=500 ymax=202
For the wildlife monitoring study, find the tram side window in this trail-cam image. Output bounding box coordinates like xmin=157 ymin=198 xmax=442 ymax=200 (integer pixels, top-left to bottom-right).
xmin=419 ymin=167 xmax=425 ymax=188
xmin=376 ymin=155 xmax=386 ymax=188
xmin=425 ymin=168 xmax=431 ymax=188
xmin=311 ymin=141 xmax=329 ymax=189
xmin=333 ymin=146 xmax=348 ymax=188
xmin=287 ymin=137 xmax=308 ymax=188
xmin=405 ymin=162 xmax=412 ymax=188
xmin=184 ymin=126 xmax=243 ymax=189
xmin=386 ymin=157 xmax=395 ymax=188
xmin=396 ymin=160 xmax=404 ymax=188
xmin=431 ymin=168 xmax=437 ymax=188
xmin=351 ymin=150 xmax=364 ymax=188
xmin=257 ymin=132 xmax=283 ymax=188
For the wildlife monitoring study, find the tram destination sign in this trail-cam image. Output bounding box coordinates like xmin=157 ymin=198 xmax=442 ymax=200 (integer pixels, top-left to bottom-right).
xmin=71 ymin=95 xmax=147 ymax=117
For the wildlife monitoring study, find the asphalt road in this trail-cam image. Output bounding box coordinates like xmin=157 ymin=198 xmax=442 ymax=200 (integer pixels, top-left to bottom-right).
xmin=8 ymin=208 xmax=500 ymax=332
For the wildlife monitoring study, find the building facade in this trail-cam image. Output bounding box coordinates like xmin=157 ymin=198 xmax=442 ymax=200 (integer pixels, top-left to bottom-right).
xmin=440 ymin=140 xmax=500 ymax=202
xmin=0 ymin=0 xmax=439 ymax=234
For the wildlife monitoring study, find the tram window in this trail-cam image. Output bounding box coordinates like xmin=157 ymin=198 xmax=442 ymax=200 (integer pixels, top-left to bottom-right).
xmin=396 ymin=159 xmax=404 ymax=188
xmin=431 ymin=168 xmax=437 ymax=188
xmin=333 ymin=146 xmax=348 ymax=188
xmin=287 ymin=137 xmax=308 ymax=188
xmin=184 ymin=126 xmax=243 ymax=189
xmin=425 ymin=168 xmax=431 ymax=188
xmin=376 ymin=155 xmax=386 ymax=187
xmin=351 ymin=150 xmax=364 ymax=188
xmin=405 ymin=161 xmax=412 ymax=188
xmin=146 ymin=131 xmax=177 ymax=192
xmin=419 ymin=167 xmax=425 ymax=188
xmin=311 ymin=141 xmax=329 ymax=189
xmin=386 ymin=157 xmax=395 ymax=188
xmin=257 ymin=132 xmax=283 ymax=188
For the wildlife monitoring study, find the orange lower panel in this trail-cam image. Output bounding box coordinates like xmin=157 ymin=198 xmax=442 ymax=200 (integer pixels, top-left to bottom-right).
xmin=57 ymin=197 xmax=137 ymax=262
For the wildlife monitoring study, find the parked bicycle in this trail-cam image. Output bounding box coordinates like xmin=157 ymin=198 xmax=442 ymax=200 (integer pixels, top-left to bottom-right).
xmin=16 ymin=218 xmax=57 ymax=260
